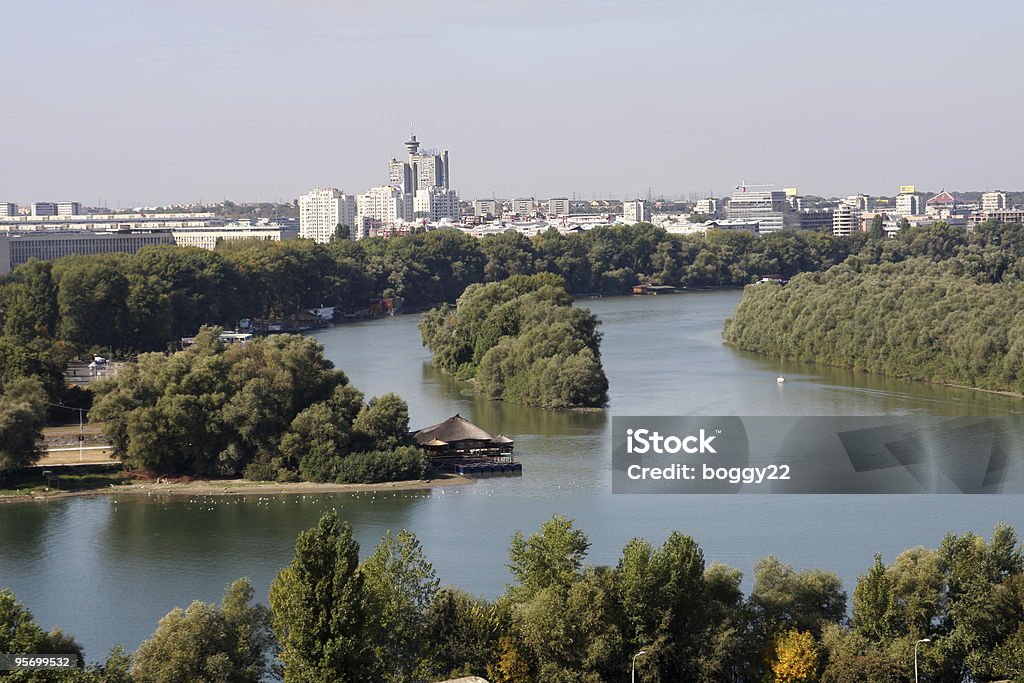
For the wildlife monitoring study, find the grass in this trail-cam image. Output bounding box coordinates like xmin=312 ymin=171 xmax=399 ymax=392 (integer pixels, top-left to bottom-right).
xmin=0 ymin=465 xmax=136 ymax=497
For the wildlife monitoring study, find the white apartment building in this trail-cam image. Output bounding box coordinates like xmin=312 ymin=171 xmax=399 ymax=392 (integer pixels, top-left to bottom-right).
xmin=895 ymin=192 xmax=922 ymax=216
xmin=57 ymin=201 xmax=82 ymax=216
xmin=474 ymin=199 xmax=500 ymax=219
xmin=414 ymin=188 xmax=460 ymax=222
xmin=832 ymin=203 xmax=861 ymax=236
xmin=0 ymin=203 xmax=16 ymax=217
xmin=31 ymin=202 xmax=58 ymax=217
xmin=844 ymin=194 xmax=872 ymax=212
xmin=511 ymin=198 xmax=535 ymax=216
xmin=546 ymin=198 xmax=570 ymax=216
xmin=694 ymin=198 xmax=718 ymax=215
xmin=298 ymin=188 xmax=357 ymax=243
xmin=356 ymin=186 xmax=413 ymax=237
xmin=623 ymin=199 xmax=652 ymax=224
xmin=982 ymin=191 xmax=1008 ymax=212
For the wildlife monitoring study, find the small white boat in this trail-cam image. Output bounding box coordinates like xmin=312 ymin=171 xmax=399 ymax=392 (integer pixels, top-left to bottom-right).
xmin=777 ymin=375 xmax=785 ymax=384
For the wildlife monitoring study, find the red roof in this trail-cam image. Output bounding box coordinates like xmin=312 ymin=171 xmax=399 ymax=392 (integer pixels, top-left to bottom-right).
xmin=927 ymin=191 xmax=956 ymax=205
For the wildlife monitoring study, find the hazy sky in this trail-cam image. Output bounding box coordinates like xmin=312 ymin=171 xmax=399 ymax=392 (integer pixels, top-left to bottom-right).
xmin=4 ymin=0 xmax=1022 ymax=206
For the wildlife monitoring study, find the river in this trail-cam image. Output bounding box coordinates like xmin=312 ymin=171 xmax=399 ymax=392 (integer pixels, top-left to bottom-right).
xmin=1 ymin=289 xmax=1022 ymax=661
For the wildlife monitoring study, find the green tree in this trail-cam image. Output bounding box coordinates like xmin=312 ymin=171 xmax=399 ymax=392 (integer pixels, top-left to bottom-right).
xmin=507 ymin=515 xmax=590 ymax=600
xmin=132 ymin=579 xmax=274 ymax=683
xmin=360 ymin=529 xmax=440 ymax=681
xmin=0 ymin=377 xmax=47 ymax=475
xmin=269 ymin=512 xmax=369 ymax=682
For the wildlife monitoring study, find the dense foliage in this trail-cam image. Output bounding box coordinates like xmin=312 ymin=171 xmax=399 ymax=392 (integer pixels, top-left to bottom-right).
xmin=4 ymin=514 xmax=1024 ymax=681
xmin=419 ymin=274 xmax=609 ymax=408
xmin=0 ymin=377 xmax=47 ymax=476
xmin=89 ymin=328 xmax=420 ymax=481
xmin=724 ymin=221 xmax=1024 ymax=393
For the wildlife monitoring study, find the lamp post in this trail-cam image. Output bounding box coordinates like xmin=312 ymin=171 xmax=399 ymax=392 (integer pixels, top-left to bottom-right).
xmin=914 ymin=638 xmax=930 ymax=683
xmin=631 ymin=650 xmax=646 ymax=683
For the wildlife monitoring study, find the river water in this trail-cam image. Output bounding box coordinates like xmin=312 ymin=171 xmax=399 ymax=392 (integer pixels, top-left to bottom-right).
xmin=2 ymin=290 xmax=1022 ymax=661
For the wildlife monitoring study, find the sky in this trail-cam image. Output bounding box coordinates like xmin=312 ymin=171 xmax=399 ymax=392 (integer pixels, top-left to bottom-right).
xmin=3 ymin=0 xmax=1022 ymax=206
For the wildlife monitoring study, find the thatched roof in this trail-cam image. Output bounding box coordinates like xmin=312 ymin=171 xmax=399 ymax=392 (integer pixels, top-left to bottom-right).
xmin=414 ymin=414 xmax=496 ymax=445
xmin=492 ymin=433 xmax=514 ymax=444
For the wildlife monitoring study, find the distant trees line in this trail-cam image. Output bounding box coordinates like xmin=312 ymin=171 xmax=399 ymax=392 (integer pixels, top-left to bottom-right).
xmin=420 ymin=274 xmax=609 ymax=408
xmin=3 ymin=513 xmax=1023 ymax=681
xmin=725 ymin=220 xmax=1024 ymax=393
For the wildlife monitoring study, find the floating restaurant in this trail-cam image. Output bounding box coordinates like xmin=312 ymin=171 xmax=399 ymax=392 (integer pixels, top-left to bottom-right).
xmin=412 ymin=414 xmax=521 ymax=475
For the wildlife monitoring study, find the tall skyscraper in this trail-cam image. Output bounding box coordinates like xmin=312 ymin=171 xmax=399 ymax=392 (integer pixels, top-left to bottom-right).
xmin=298 ymin=188 xmax=356 ymax=243
xmin=402 ymin=133 xmax=449 ymax=193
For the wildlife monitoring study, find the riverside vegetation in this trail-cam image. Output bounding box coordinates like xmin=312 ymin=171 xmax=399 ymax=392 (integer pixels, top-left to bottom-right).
xmin=2 ymin=513 xmax=1023 ymax=682
xmin=724 ymin=220 xmax=1024 ymax=392
xmin=90 ymin=328 xmax=424 ymax=483
xmin=419 ymin=274 xmax=609 ymax=408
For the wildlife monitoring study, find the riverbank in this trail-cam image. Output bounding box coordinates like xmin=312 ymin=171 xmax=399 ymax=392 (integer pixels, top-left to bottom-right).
xmin=0 ymin=472 xmax=474 ymax=504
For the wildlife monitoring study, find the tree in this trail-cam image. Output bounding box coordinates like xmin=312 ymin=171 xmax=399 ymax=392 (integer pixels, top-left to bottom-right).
xmin=0 ymin=377 xmax=47 ymax=475
xmin=770 ymin=629 xmax=821 ymax=683
xmin=0 ymin=588 xmax=82 ymax=665
xmin=269 ymin=512 xmax=369 ymax=682
xmin=507 ymin=515 xmax=590 ymax=600
xmin=132 ymin=579 xmax=274 ymax=683
xmin=360 ymin=529 xmax=440 ymax=681
xmin=350 ymin=393 xmax=410 ymax=452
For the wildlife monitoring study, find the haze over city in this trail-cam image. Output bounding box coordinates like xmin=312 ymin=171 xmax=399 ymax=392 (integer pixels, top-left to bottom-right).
xmin=4 ymin=0 xmax=1022 ymax=206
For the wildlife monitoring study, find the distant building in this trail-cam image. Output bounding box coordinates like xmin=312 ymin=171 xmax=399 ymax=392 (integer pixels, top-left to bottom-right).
xmin=473 ymin=199 xmax=501 ymax=219
xmin=403 ymin=134 xmax=450 ymax=192
xmin=694 ymin=198 xmax=717 ymax=215
xmin=981 ymin=191 xmax=1008 ymax=212
xmin=298 ymin=188 xmax=357 ymax=243
xmin=413 ymin=187 xmax=460 ymax=222
xmin=356 ymin=186 xmax=413 ymax=237
xmin=511 ymin=198 xmax=535 ymax=217
xmin=895 ymin=191 xmax=922 ymax=217
xmin=623 ymin=199 xmax=651 ymax=224
xmin=705 ymin=219 xmax=759 ymax=233
xmin=31 ymin=202 xmax=58 ymax=217
xmin=797 ymin=209 xmax=833 ymax=232
xmin=968 ymin=209 xmax=1024 ymax=229
xmin=0 ymin=203 xmax=16 ymax=217
xmin=0 ymin=230 xmax=175 ymax=275
xmin=925 ymin=190 xmax=958 ymax=217
xmin=57 ymin=201 xmax=81 ymax=216
xmin=547 ymin=197 xmax=570 ymax=216
xmin=388 ymin=158 xmax=414 ymax=194
xmin=832 ymin=203 xmax=861 ymax=236
xmin=844 ymin=194 xmax=872 ymax=212
xmin=727 ymin=190 xmax=793 ymax=233
xmin=171 ymin=223 xmax=299 ymax=250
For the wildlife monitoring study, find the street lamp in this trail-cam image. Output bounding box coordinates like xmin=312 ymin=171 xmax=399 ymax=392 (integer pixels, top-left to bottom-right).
xmin=915 ymin=638 xmax=931 ymax=683
xmin=631 ymin=650 xmax=647 ymax=683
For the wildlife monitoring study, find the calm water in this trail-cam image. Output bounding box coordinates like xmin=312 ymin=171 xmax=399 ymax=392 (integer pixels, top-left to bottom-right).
xmin=2 ymin=290 xmax=1023 ymax=661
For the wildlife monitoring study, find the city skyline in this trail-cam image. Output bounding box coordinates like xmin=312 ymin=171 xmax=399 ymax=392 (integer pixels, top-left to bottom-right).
xmin=4 ymin=0 xmax=1022 ymax=206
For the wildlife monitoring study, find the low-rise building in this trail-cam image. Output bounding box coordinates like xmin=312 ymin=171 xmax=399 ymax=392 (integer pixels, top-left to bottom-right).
xmin=171 ymin=223 xmax=299 ymax=250
xmin=0 ymin=229 xmax=175 ymax=275
xmin=546 ymin=197 xmax=570 ymax=217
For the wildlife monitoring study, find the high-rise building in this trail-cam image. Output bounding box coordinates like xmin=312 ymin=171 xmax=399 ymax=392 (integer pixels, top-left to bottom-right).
xmin=356 ymin=186 xmax=413 ymax=237
xmin=402 ymin=134 xmax=449 ymax=193
xmin=895 ymin=191 xmax=922 ymax=216
xmin=726 ymin=190 xmax=793 ymax=233
xmin=844 ymin=194 xmax=872 ymax=212
xmin=388 ymin=158 xmax=414 ymax=194
xmin=547 ymin=198 xmax=570 ymax=217
xmin=298 ymin=188 xmax=357 ymax=243
xmin=982 ymin=191 xmax=1008 ymax=212
xmin=0 ymin=203 xmax=16 ymax=217
xmin=832 ymin=203 xmax=861 ymax=236
xmin=31 ymin=202 xmax=58 ymax=217
xmin=57 ymin=201 xmax=81 ymax=216
xmin=414 ymin=188 xmax=460 ymax=222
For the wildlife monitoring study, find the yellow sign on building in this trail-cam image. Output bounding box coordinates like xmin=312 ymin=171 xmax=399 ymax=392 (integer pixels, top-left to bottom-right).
xmin=899 ymin=185 xmax=916 ymax=194
xmin=784 ymin=187 xmax=799 ymax=197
